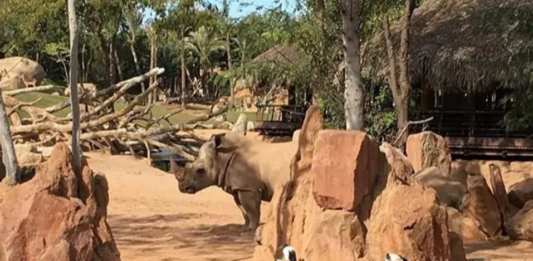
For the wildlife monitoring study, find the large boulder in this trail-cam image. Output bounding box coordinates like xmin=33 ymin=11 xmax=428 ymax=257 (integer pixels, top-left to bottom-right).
xmin=253 ymin=106 xmax=325 ymax=261
xmin=406 ymin=131 xmax=452 ymax=179
xmin=312 ymin=130 xmax=379 ymax=211
xmin=379 ymin=142 xmax=414 ymax=184
xmin=304 ymin=210 xmax=366 ymax=260
xmin=412 ymin=166 xmax=467 ymax=209
xmin=366 ymin=183 xmax=452 ymax=261
xmin=505 ymin=200 xmax=533 ymax=242
xmin=508 ymin=179 xmax=533 ymax=209
xmin=462 ymin=173 xmax=502 ymax=238
xmin=447 ymin=207 xmax=489 ymax=243
xmin=0 ymin=56 xmax=46 ymax=87
xmin=0 ymin=143 xmax=120 ymax=261
xmin=14 ymin=144 xmax=43 ymax=166
xmin=0 ymin=71 xmax=26 ymax=90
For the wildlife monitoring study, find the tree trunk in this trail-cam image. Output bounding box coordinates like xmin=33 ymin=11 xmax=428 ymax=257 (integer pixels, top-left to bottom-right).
xmin=97 ymin=35 xmax=112 ymax=87
xmin=0 ymin=87 xmax=19 ymax=184
xmin=114 ymin=48 xmax=124 ymax=81
xmin=396 ymin=0 xmax=416 ymax=148
xmin=68 ymin=0 xmax=81 ymax=175
xmin=62 ymin=60 xmax=70 ymax=84
xmin=108 ymin=40 xmax=116 ymax=85
xmin=148 ymin=35 xmax=156 ymax=105
xmin=153 ymin=44 xmax=158 ymax=103
xmin=130 ymin=40 xmax=146 ymax=93
xmin=382 ymin=0 xmax=416 ymax=149
xmin=340 ymin=1 xmax=365 ymax=130
xmin=181 ymin=45 xmax=186 ymax=108
xmin=81 ymin=43 xmax=86 ymax=82
xmin=226 ymin=32 xmax=234 ymax=109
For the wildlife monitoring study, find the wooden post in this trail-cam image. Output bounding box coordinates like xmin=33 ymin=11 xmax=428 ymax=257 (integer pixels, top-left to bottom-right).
xmin=68 ymin=0 xmax=82 ymax=175
xmin=0 ymin=87 xmax=19 ymax=184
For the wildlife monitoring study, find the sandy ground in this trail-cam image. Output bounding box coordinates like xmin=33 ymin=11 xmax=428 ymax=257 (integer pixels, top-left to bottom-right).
xmin=85 ymin=131 xmax=533 ymax=261
xmin=87 ymin=151 xmax=268 ymax=261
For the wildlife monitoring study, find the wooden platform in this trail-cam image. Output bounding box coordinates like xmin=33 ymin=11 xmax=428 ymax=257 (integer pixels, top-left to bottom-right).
xmin=254 ymin=104 xmax=308 ymax=136
xmin=445 ymin=137 xmax=533 ymax=157
xmin=411 ymin=110 xmax=533 ymax=157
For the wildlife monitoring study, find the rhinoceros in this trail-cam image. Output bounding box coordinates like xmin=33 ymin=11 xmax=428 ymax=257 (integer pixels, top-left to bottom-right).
xmin=169 ymin=131 xmax=297 ymax=232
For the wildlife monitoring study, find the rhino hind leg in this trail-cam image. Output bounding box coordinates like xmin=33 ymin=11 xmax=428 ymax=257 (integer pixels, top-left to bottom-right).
xmin=233 ymin=194 xmax=250 ymax=228
xmin=238 ymin=190 xmax=261 ymax=232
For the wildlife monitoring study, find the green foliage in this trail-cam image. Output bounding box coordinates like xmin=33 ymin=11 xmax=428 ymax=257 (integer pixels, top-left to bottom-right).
xmin=0 ymin=0 xmax=422 ymax=139
xmin=185 ymin=26 xmax=226 ymax=66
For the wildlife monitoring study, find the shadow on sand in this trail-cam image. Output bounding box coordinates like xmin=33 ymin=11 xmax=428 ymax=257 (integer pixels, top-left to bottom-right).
xmin=464 ymin=240 xmax=533 ymax=261
xmin=109 ymin=214 xmax=256 ymax=261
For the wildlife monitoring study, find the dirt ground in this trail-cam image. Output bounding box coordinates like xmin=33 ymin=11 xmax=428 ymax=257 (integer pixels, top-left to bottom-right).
xmin=85 ymin=131 xmax=533 ymax=261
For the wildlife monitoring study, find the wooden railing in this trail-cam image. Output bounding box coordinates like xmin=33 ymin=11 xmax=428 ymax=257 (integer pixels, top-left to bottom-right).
xmin=255 ymin=105 xmax=308 ymax=123
xmin=255 ymin=105 xmax=309 ymax=136
xmin=410 ymin=110 xmax=533 ymax=139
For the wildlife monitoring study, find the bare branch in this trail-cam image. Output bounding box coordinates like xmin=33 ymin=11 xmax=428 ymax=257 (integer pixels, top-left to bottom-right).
xmin=393 ymin=117 xmax=434 ymax=147
xmin=3 ymin=85 xmax=62 ymax=96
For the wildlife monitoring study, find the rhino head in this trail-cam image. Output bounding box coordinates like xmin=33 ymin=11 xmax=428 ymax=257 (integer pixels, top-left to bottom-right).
xmin=170 ymin=134 xmax=225 ymax=194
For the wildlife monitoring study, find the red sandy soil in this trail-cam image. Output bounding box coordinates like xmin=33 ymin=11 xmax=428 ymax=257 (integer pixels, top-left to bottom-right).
xmin=85 ymin=131 xmax=533 ymax=261
xmin=87 ymin=151 xmax=267 ymax=261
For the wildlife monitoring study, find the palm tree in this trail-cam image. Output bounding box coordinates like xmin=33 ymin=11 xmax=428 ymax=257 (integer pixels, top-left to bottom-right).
xmin=185 ymin=26 xmax=226 ymax=99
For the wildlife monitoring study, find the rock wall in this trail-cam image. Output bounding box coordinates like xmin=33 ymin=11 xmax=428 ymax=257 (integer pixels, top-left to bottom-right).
xmin=0 ymin=143 xmax=120 ymax=261
xmin=253 ymin=109 xmax=464 ymax=261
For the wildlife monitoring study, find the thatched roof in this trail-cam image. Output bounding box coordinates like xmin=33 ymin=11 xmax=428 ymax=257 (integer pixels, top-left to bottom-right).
xmin=364 ymin=0 xmax=533 ymax=91
xmin=251 ymin=44 xmax=303 ymax=65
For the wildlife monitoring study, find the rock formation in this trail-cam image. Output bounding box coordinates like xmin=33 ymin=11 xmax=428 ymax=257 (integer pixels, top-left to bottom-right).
xmin=406 ymin=131 xmax=453 ymax=179
xmin=253 ymin=109 xmax=464 ymax=261
xmin=0 ymin=56 xmax=46 ymax=89
xmin=0 ymin=143 xmax=120 ymax=261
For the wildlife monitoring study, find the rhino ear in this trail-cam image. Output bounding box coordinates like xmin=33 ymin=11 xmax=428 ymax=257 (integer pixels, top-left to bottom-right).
xmin=213 ymin=134 xmax=223 ymax=149
xmin=170 ymin=161 xmax=185 ymax=179
xmin=208 ymin=133 xmax=224 ymax=150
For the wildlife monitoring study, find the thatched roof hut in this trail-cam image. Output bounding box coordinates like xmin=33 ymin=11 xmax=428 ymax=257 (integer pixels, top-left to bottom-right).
xmin=235 ymin=44 xmax=304 ymax=90
xmin=365 ymin=0 xmax=533 ymax=91
xmin=251 ymin=44 xmax=303 ymax=65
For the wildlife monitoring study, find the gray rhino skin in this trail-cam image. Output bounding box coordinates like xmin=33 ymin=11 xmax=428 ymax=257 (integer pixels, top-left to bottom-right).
xmin=170 ymin=131 xmax=297 ymax=232
xmin=412 ymin=166 xmax=468 ymax=210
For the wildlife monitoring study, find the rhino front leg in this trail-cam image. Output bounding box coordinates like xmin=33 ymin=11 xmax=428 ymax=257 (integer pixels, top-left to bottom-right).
xmin=233 ymin=194 xmax=250 ymax=229
xmin=238 ymin=190 xmax=261 ymax=232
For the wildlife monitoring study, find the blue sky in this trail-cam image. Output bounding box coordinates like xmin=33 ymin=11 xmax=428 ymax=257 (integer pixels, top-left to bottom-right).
xmin=214 ymin=0 xmax=298 ymax=18
xmin=143 ymin=0 xmax=298 ymax=22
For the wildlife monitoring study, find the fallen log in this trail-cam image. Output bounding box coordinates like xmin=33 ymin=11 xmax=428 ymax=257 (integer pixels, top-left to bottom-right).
xmin=1 ymin=67 xmax=231 ymax=163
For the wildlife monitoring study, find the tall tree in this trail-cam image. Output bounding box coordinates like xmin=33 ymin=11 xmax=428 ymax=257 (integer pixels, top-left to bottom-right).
xmin=146 ymin=22 xmax=158 ymax=104
xmin=382 ymin=0 xmax=416 ymax=148
xmin=124 ymin=4 xmax=146 ymax=93
xmin=222 ymin=0 xmax=235 ymax=108
xmin=178 ymin=28 xmax=191 ymax=108
xmin=68 ymin=0 xmax=81 ymax=174
xmin=338 ymin=0 xmax=365 ymax=130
